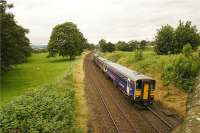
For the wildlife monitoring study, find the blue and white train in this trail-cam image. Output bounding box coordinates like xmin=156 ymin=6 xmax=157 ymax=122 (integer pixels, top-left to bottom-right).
xmin=93 ymin=54 xmax=156 ymax=105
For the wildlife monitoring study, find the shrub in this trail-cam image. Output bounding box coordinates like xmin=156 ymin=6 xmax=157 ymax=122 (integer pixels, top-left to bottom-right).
xmin=198 ymin=47 xmax=200 ymax=57
xmin=182 ymin=43 xmax=193 ymax=57
xmin=135 ymin=50 xmax=143 ymax=61
xmin=0 ymin=83 xmax=77 ymax=132
xmin=162 ymin=54 xmax=200 ymax=92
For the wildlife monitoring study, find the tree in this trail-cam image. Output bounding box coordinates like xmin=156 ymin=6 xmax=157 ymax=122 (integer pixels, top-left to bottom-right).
xmin=48 ymin=22 xmax=87 ymax=60
xmin=0 ymin=0 xmax=32 ymax=71
xmin=99 ymin=39 xmax=115 ymax=52
xmin=155 ymin=25 xmax=175 ymax=54
xmin=86 ymin=43 xmax=96 ymax=50
xmin=99 ymin=39 xmax=107 ymax=52
xmin=115 ymin=41 xmax=133 ymax=51
xmin=155 ymin=21 xmax=200 ymax=55
xmin=106 ymin=42 xmax=115 ymax=52
xmin=175 ymin=21 xmax=200 ymax=52
xmin=139 ymin=40 xmax=147 ymax=49
xmin=128 ymin=40 xmax=137 ymax=51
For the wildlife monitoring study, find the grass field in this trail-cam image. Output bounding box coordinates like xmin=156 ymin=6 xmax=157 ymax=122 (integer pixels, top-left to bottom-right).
xmin=1 ymin=53 xmax=73 ymax=105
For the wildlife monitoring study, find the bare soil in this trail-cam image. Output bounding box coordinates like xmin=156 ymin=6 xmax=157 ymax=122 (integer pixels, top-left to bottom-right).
xmin=84 ymin=53 xmax=182 ymax=133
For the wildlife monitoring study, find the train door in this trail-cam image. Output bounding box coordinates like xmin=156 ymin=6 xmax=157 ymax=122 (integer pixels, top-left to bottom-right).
xmin=142 ymin=82 xmax=149 ymax=100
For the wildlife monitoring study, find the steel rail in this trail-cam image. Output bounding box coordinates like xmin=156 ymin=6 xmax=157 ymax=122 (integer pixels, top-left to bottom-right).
xmin=146 ymin=106 xmax=174 ymax=129
xmin=85 ymin=57 xmax=121 ymax=133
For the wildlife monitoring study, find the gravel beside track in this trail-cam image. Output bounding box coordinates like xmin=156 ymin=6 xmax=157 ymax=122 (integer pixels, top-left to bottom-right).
xmin=84 ymin=53 xmax=181 ymax=133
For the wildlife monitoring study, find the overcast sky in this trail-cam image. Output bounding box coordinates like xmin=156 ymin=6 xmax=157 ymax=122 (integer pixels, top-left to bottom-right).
xmin=8 ymin=0 xmax=200 ymax=45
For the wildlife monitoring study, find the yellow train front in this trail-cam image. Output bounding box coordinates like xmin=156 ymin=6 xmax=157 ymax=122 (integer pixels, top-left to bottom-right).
xmin=133 ymin=79 xmax=156 ymax=105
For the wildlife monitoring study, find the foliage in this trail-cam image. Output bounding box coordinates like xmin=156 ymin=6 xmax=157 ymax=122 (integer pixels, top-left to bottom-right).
xmin=135 ymin=50 xmax=143 ymax=61
xmin=140 ymin=40 xmax=147 ymax=49
xmin=0 ymin=77 xmax=77 ymax=132
xmin=116 ymin=41 xmax=131 ymax=51
xmin=115 ymin=40 xmax=147 ymax=51
xmin=48 ymin=22 xmax=87 ymax=60
xmin=127 ymin=40 xmax=137 ymax=50
xmin=1 ymin=53 xmax=73 ymax=105
xmin=162 ymin=53 xmax=200 ymax=92
xmin=175 ymin=21 xmax=200 ymax=51
xmin=99 ymin=39 xmax=115 ymax=52
xmin=155 ymin=25 xmax=175 ymax=54
xmin=182 ymin=43 xmax=193 ymax=57
xmin=86 ymin=43 xmax=96 ymax=50
xmin=198 ymin=47 xmax=200 ymax=57
xmin=0 ymin=1 xmax=32 ymax=71
xmin=155 ymin=21 xmax=200 ymax=55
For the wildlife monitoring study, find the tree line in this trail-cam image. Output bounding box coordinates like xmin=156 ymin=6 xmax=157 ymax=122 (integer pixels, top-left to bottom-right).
xmin=98 ymin=39 xmax=149 ymax=52
xmin=98 ymin=20 xmax=200 ymax=55
xmin=0 ymin=0 xmax=32 ymax=71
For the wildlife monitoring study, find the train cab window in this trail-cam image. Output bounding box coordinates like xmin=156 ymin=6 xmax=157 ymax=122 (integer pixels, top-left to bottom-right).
xmin=136 ymin=80 xmax=142 ymax=90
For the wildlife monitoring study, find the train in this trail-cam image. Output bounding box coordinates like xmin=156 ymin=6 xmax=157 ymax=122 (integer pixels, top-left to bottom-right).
xmin=93 ymin=54 xmax=156 ymax=105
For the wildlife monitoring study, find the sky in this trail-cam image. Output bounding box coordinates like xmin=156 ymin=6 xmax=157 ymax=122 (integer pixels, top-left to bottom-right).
xmin=8 ymin=0 xmax=200 ymax=45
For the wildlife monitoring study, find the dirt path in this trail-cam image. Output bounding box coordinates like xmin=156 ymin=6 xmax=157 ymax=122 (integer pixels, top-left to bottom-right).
xmin=84 ymin=53 xmax=181 ymax=133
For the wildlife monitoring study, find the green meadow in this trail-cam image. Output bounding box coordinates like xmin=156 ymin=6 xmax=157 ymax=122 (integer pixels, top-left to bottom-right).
xmin=1 ymin=53 xmax=73 ymax=105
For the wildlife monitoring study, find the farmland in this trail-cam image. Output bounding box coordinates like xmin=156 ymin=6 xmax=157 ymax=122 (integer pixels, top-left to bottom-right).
xmin=1 ymin=53 xmax=72 ymax=105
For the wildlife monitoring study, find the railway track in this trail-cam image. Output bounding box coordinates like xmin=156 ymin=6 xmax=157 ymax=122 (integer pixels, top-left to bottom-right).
xmin=85 ymin=57 xmax=120 ymax=133
xmin=91 ymin=61 xmax=139 ymax=133
xmin=146 ymin=106 xmax=174 ymax=130
xmin=87 ymin=56 xmax=139 ymax=133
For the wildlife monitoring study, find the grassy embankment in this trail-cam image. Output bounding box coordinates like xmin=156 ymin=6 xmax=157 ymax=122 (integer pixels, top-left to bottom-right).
xmin=0 ymin=53 xmax=87 ymax=132
xmin=102 ymin=49 xmax=188 ymax=116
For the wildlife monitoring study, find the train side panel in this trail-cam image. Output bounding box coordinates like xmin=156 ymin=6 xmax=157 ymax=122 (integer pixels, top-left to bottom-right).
xmin=106 ymin=66 xmax=132 ymax=96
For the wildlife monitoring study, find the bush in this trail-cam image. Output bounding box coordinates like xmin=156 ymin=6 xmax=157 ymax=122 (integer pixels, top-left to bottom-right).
xmin=182 ymin=43 xmax=193 ymax=57
xmin=162 ymin=54 xmax=200 ymax=92
xmin=135 ymin=50 xmax=143 ymax=61
xmin=198 ymin=47 xmax=200 ymax=57
xmin=0 ymin=83 xmax=77 ymax=132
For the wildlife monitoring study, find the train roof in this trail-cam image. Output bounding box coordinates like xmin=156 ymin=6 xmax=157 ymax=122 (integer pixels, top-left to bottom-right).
xmin=104 ymin=59 xmax=153 ymax=81
xmin=95 ymin=55 xmax=108 ymax=62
